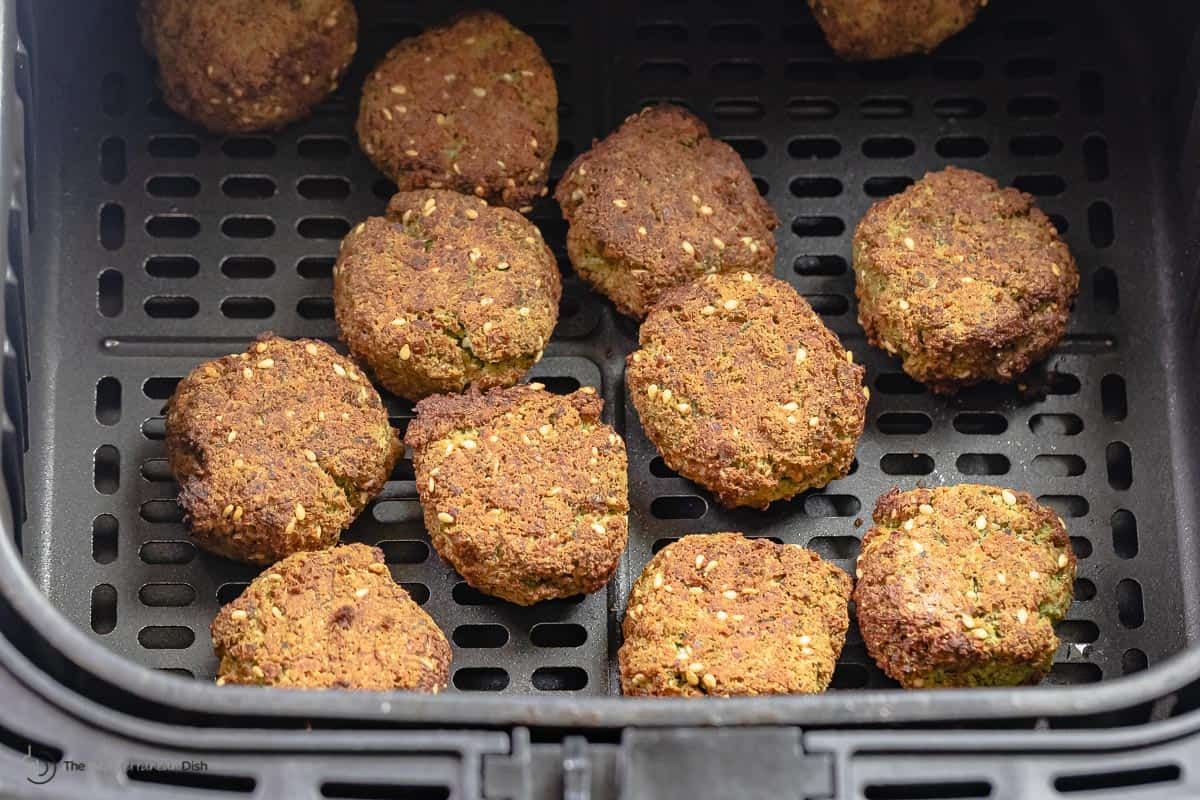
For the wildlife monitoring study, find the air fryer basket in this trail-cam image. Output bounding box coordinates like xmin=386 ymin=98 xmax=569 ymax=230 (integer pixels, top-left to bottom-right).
xmin=3 ymin=0 xmax=1200 ymax=730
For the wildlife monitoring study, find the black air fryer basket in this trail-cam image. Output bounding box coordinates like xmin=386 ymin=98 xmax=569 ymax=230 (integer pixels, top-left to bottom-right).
xmin=2 ymin=0 xmax=1200 ymax=798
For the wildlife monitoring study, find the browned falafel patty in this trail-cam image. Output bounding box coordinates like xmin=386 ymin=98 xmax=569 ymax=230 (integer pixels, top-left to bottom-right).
xmin=627 ymin=273 xmax=866 ymax=509
xmin=357 ymin=11 xmax=557 ymax=210
xmin=853 ymin=166 xmax=1079 ymax=394
xmin=165 ymin=335 xmax=401 ymax=565
xmin=854 ymin=484 xmax=1076 ymax=688
xmin=808 ymin=0 xmax=986 ymax=61
xmin=555 ymin=105 xmax=779 ymax=318
xmin=333 ymin=190 xmax=561 ymax=402
xmin=212 ymin=544 xmax=451 ymax=690
xmin=139 ymin=0 xmax=357 ymax=133
xmin=406 ymin=384 xmax=629 ymax=606
xmin=620 ymin=533 xmax=852 ymax=697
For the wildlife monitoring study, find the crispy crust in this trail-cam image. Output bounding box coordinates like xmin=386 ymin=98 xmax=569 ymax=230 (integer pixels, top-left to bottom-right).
xmin=854 ymin=484 xmax=1076 ymax=688
xmin=356 ymin=11 xmax=557 ymax=210
xmin=138 ymin=0 xmax=357 ymax=133
xmin=165 ymin=335 xmax=401 ymax=565
xmin=405 ymin=384 xmax=629 ymax=606
xmin=555 ymin=105 xmax=779 ymax=318
xmin=619 ymin=533 xmax=851 ymax=696
xmin=627 ymin=273 xmax=866 ymax=508
xmin=853 ymin=166 xmax=1079 ymax=394
xmin=212 ymin=544 xmax=451 ymax=690
xmin=808 ymin=0 xmax=985 ymax=61
xmin=333 ymin=190 xmax=561 ymax=401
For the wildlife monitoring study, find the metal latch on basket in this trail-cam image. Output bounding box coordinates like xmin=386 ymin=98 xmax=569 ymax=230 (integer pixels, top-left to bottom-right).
xmin=484 ymin=727 xmax=834 ymax=800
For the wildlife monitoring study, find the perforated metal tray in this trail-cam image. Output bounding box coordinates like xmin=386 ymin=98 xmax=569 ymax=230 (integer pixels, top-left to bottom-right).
xmin=7 ymin=0 xmax=1200 ymax=724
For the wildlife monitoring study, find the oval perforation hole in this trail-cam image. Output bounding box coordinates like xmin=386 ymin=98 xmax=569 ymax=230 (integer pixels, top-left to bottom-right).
xmin=532 ymin=667 xmax=588 ymax=691
xmin=148 ymin=135 xmax=200 ymax=158
xmin=1093 ymin=267 xmax=1119 ymax=313
xmin=298 ymin=217 xmax=351 ymax=239
xmin=1075 ymin=578 xmax=1097 ymax=601
xmin=139 ymin=583 xmax=197 ymax=607
xmin=93 ymin=514 xmax=118 ymax=564
xmin=222 ymin=256 xmax=274 ymax=279
xmin=953 ymin=412 xmax=1006 ymax=434
xmin=804 ymin=294 xmax=849 ymax=315
xmin=649 ymin=457 xmax=679 ymax=479
xmin=91 ymin=584 xmax=117 ymax=634
xmin=100 ymin=203 xmax=124 ymax=249
xmin=377 ymin=540 xmax=429 ymax=564
xmin=863 ymin=176 xmax=913 ymax=197
xmin=792 ymin=216 xmax=845 ymax=237
xmin=452 ymin=582 xmax=501 ymax=606
xmin=146 ymin=256 xmax=199 ymax=278
xmin=1032 ymin=454 xmax=1085 ymax=477
xmin=1106 ymin=442 xmax=1132 ymax=490
xmin=1056 ymin=620 xmax=1099 ymax=643
xmin=145 ymin=296 xmax=198 ymax=318
xmin=222 ymin=176 xmax=276 ymax=198
xmin=140 ymin=540 xmax=195 ymax=565
xmin=789 ymin=137 xmax=841 ymax=159
xmin=147 ymin=175 xmax=200 ymax=198
xmin=453 ymin=667 xmax=509 ymax=691
xmin=453 ymin=624 xmax=509 ymax=649
xmin=298 ymin=256 xmax=335 ymax=279
xmin=1048 ymin=662 xmax=1102 ymax=684
xmin=804 ymin=494 xmax=860 ymax=517
xmin=98 ymin=269 xmax=123 ymax=317
xmin=531 ymin=623 xmax=587 ymax=648
xmin=786 ymin=97 xmax=838 ymax=120
xmin=140 ymin=458 xmax=174 ymax=482
xmin=1012 ymin=174 xmax=1066 ymax=196
xmin=101 ymin=137 xmax=126 ymax=183
xmin=807 ymin=536 xmax=860 ymax=560
xmin=222 ymin=137 xmax=275 ymax=159
xmin=793 ymin=255 xmax=846 ymax=276
xmin=95 ymin=377 xmax=121 ymax=425
xmin=1038 ymin=495 xmax=1089 ymax=518
xmin=146 ymin=214 xmax=199 ymax=239
xmin=862 ymin=137 xmax=915 ymax=159
xmin=298 ymin=135 xmax=350 ymax=160
xmin=1047 ymin=372 xmax=1081 ymax=395
xmin=876 ymin=412 xmax=931 ymax=435
xmin=956 ymin=453 xmax=1010 ymax=475
xmin=789 ymin=177 xmax=842 ymax=198
xmin=372 ymin=500 xmax=420 ymax=525
xmin=721 ymin=137 xmax=766 ymax=160
xmin=1117 ymin=579 xmax=1144 ymax=628
xmin=140 ymin=499 xmax=183 ymax=523
xmin=651 ymin=495 xmax=706 ymax=519
xmin=217 ymin=583 xmax=248 ymax=605
xmin=402 ymin=583 xmax=431 ymax=605
xmin=880 ymin=453 xmax=933 ymax=475
xmin=221 ymin=296 xmax=274 ymax=319
xmin=712 ymin=99 xmax=764 ymax=121
xmin=1112 ymin=509 xmax=1138 ymax=559
xmin=936 ymin=136 xmax=988 ymax=158
xmin=1101 ymin=374 xmax=1127 ymax=420
xmin=933 ymin=97 xmax=985 ymax=118
xmin=536 ymin=376 xmax=581 ymax=395
xmin=1030 ymin=413 xmax=1083 ymax=435
xmin=298 ymin=176 xmax=352 ymax=199
xmin=138 ymin=626 xmax=195 ymax=649
xmin=142 ymin=377 xmax=180 ymax=399
xmin=860 ymin=97 xmax=911 ymax=118
xmin=222 ymin=216 xmax=274 ymax=239
xmin=1122 ymin=649 xmax=1149 ymax=675
xmin=298 ymin=297 xmax=334 ymax=319
xmin=94 ymin=445 xmax=119 ymax=494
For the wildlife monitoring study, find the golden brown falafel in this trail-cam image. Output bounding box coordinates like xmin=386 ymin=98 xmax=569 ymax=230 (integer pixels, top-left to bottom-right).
xmin=808 ymin=0 xmax=986 ymax=61
xmin=853 ymin=166 xmax=1079 ymax=394
xmin=854 ymin=484 xmax=1076 ymax=688
xmin=627 ymin=273 xmax=866 ymax=509
xmin=212 ymin=544 xmax=451 ymax=690
xmin=139 ymin=0 xmax=357 ymax=133
xmin=405 ymin=383 xmax=628 ymax=606
xmin=165 ymin=335 xmax=401 ymax=565
xmin=555 ymin=105 xmax=779 ymax=318
xmin=357 ymin=11 xmax=557 ymax=210
xmin=333 ymin=190 xmax=561 ymax=402
xmin=619 ymin=533 xmax=852 ymax=697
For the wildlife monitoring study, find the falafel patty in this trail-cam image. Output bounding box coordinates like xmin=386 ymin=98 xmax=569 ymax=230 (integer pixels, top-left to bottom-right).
xmin=405 ymin=384 xmax=629 ymax=606
xmin=139 ymin=0 xmax=357 ymax=133
xmin=212 ymin=544 xmax=451 ymax=690
xmin=854 ymin=484 xmax=1077 ymax=688
xmin=853 ymin=166 xmax=1079 ymax=394
xmin=333 ymin=190 xmax=561 ymax=402
xmin=357 ymin=11 xmax=557 ymax=210
xmin=620 ymin=533 xmax=852 ymax=697
xmin=808 ymin=0 xmax=986 ymax=61
xmin=555 ymin=105 xmax=779 ymax=318
xmin=627 ymin=273 xmax=866 ymax=509
xmin=165 ymin=335 xmax=401 ymax=565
